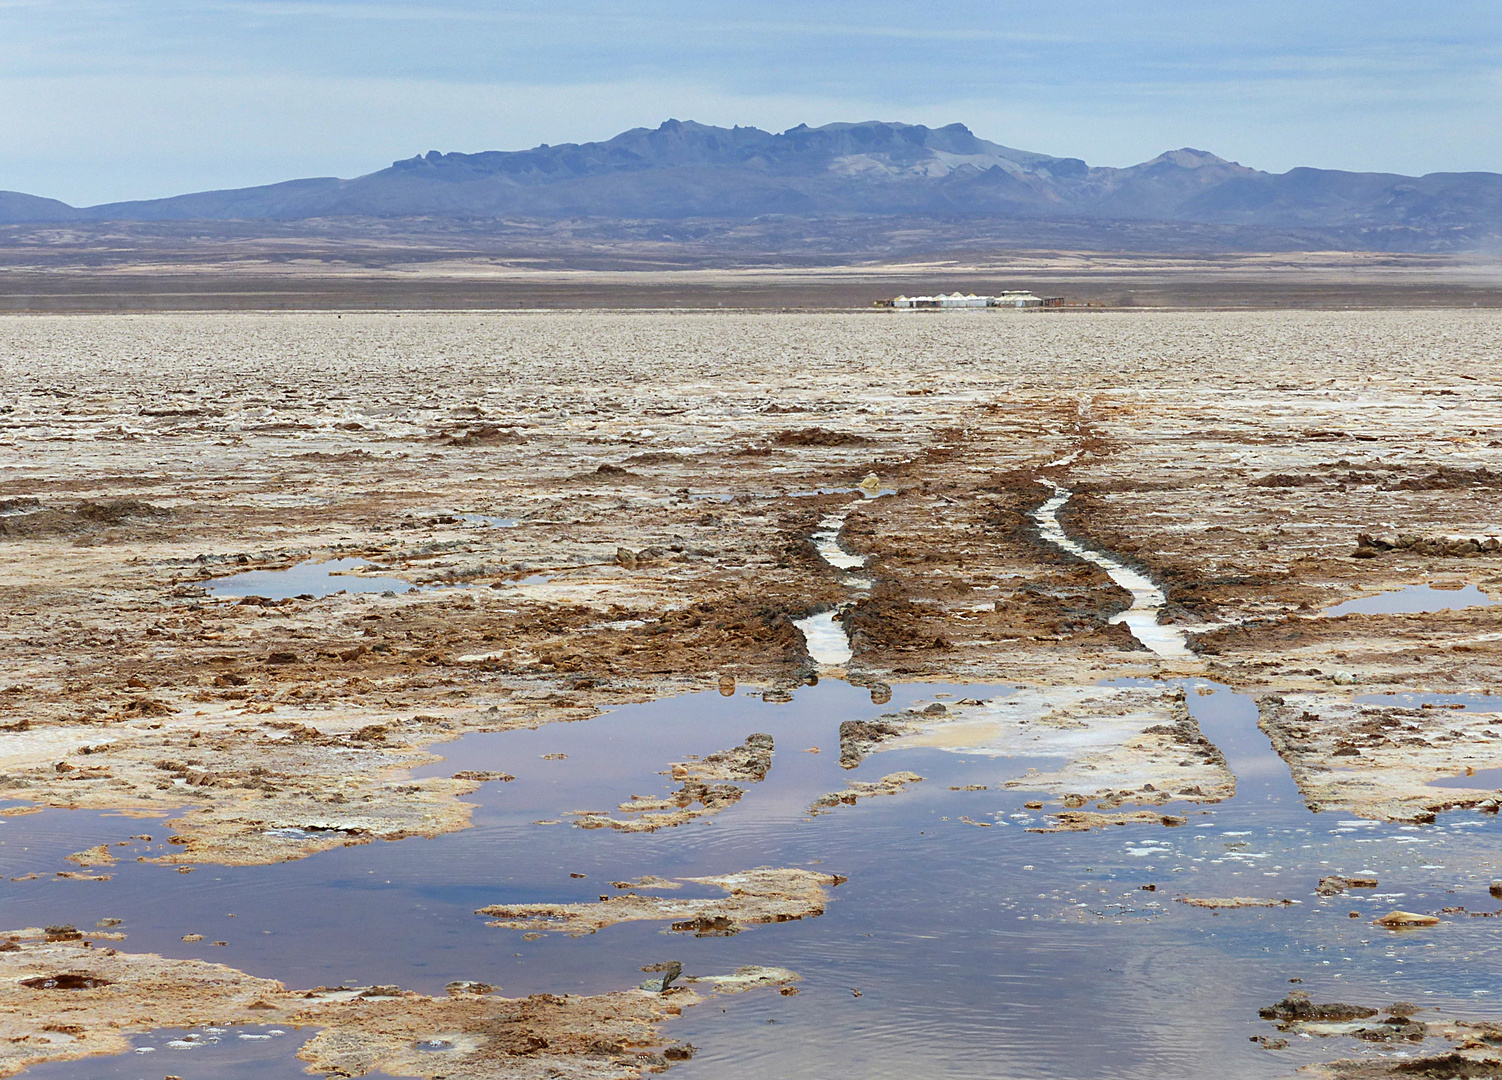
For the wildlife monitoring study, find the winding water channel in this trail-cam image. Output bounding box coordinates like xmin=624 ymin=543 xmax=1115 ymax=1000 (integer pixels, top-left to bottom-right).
xmin=12 ymin=488 xmax=1502 ymax=1078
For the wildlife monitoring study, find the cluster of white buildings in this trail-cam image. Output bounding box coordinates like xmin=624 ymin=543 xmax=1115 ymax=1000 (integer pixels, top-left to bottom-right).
xmin=876 ymin=291 xmax=1058 ymax=309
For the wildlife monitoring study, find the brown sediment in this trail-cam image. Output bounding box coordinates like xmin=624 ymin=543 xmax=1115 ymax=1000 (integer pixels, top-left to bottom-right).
xmin=0 ymin=928 xmax=787 ymax=1078
xmin=1175 ymin=897 xmax=1298 ymax=909
xmin=1027 ymin=809 xmax=1187 ymax=833
xmin=476 ymin=867 xmax=842 ymax=936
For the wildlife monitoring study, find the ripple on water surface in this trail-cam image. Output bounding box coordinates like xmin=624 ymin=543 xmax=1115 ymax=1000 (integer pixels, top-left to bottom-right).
xmin=12 ymin=680 xmax=1502 ymax=1079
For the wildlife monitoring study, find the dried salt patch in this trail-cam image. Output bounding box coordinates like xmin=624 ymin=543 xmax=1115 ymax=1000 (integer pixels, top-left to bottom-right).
xmin=239 ymin=1033 xmax=272 ymax=1040
xmin=133 ymin=1046 xmax=156 ymax=1054
xmin=166 ymin=1039 xmax=198 ymax=1049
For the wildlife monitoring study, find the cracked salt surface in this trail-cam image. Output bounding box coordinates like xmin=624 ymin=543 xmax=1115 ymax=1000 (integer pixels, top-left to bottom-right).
xmin=1031 ymin=482 xmax=1193 ymax=659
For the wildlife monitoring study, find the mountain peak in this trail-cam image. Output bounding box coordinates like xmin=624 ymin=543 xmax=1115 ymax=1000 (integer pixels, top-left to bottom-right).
xmin=1145 ymin=148 xmax=1236 ymax=169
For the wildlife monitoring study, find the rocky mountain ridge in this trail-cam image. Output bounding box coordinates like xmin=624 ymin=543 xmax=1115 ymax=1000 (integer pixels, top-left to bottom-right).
xmin=4 ymin=120 xmax=1499 ymax=249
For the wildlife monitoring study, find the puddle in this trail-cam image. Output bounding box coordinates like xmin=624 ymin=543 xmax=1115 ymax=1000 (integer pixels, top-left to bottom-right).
xmin=23 ymin=1026 xmax=305 ymax=1079
xmin=790 ymin=486 xmax=896 ymax=500
xmin=1031 ymin=482 xmax=1193 ymax=659
xmin=1428 ymin=768 xmax=1502 ymax=789
xmin=796 ymin=506 xmax=874 ymax=667
xmin=1322 ymin=584 xmax=1497 ymax=616
xmin=793 ymin=611 xmax=853 ymax=666
xmin=459 ymin=514 xmax=520 ymax=528
xmin=204 ymin=558 xmax=415 ymax=600
xmin=1357 ymin=692 xmax=1502 ymax=712
xmin=810 ymin=513 xmax=868 ymax=575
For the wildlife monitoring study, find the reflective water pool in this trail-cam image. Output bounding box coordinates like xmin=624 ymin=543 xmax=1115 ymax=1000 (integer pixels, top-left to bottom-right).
xmin=1322 ymin=583 xmax=1497 ymax=617
xmin=10 ymin=678 xmax=1502 ymax=1078
xmin=203 ymin=558 xmax=417 ymax=600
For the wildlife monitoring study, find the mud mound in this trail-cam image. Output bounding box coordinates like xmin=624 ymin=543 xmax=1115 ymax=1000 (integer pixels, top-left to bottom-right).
xmin=0 ymin=499 xmax=171 ymax=538
xmin=772 ymin=427 xmax=871 ymax=447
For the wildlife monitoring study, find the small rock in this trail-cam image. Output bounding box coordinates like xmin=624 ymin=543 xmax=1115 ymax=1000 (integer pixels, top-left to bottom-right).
xmin=1374 ymin=910 xmax=1439 ymax=928
xmin=1490 ymin=881 xmax=1502 ymax=900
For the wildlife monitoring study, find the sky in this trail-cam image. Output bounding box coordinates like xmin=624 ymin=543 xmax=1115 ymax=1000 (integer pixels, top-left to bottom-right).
xmin=4 ymin=0 xmax=1501 ymax=206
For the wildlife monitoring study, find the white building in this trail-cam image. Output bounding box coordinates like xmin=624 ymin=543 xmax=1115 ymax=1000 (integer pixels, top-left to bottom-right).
xmin=883 ymin=291 xmax=1045 ymax=309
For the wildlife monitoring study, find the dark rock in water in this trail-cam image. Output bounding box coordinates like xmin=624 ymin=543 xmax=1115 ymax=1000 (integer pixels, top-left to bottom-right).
xmin=1490 ymin=881 xmax=1502 ymax=900
xmin=1259 ymin=991 xmax=1378 ymax=1023
xmin=444 ymin=980 xmax=495 ymax=996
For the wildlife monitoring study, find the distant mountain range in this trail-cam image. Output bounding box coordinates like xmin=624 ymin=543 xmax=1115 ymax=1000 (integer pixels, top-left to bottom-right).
xmin=4 ymin=120 xmax=1501 ymax=250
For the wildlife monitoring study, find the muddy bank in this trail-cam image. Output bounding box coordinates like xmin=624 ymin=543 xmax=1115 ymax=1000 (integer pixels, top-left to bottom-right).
xmin=1259 ymin=991 xmax=1502 ymax=1077
xmin=1 ymin=309 xmax=1500 ymax=867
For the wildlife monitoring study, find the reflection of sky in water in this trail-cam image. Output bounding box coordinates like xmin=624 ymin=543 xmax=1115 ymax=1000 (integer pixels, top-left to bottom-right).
xmin=1323 ymin=583 xmax=1497 ymax=616
xmin=203 ymin=558 xmax=414 ymax=599
xmin=8 ymin=681 xmax=1502 ymax=1079
xmin=27 ymin=1026 xmax=305 ymax=1080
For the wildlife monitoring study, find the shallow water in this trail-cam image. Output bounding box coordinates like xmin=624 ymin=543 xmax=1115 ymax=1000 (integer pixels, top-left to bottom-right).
xmin=1357 ymin=692 xmax=1502 ymax=712
xmin=1428 ymin=768 xmax=1502 ymax=789
xmin=203 ymin=557 xmax=416 ymax=600
xmin=10 ymin=679 xmax=1502 ymax=1078
xmin=1030 ymin=483 xmax=1192 ymax=659
xmin=792 ymin=611 xmax=853 ymax=666
xmin=27 ymin=1026 xmax=306 ymax=1080
xmin=809 ymin=513 xmax=868 ymax=574
xmin=1322 ymin=583 xmax=1497 ymax=617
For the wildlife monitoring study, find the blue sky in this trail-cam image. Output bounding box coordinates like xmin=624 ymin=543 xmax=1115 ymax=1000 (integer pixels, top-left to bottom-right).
xmin=5 ymin=0 xmax=1501 ymax=205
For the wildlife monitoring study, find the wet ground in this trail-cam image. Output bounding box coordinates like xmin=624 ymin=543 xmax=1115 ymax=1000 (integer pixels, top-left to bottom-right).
xmin=13 ymin=680 xmax=1502 ymax=1078
xmin=3 ymin=309 xmax=1502 ymax=1077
